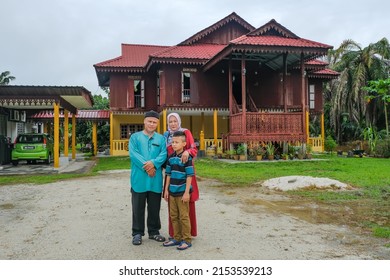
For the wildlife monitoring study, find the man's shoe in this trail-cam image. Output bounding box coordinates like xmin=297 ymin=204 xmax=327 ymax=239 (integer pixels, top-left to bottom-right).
xmin=132 ymin=234 xmax=142 ymax=245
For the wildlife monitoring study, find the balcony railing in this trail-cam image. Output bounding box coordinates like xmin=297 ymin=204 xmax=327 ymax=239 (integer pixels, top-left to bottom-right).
xmin=230 ymin=112 xmax=303 ymax=135
xmin=182 ymin=89 xmax=190 ymax=103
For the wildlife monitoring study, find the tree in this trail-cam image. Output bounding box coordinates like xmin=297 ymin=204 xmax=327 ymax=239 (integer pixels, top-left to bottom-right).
xmin=364 ymin=78 xmax=390 ymax=137
xmin=92 ymin=94 xmax=109 ymax=109
xmin=325 ymin=38 xmax=390 ymax=143
xmin=0 ymin=71 xmax=15 ymax=85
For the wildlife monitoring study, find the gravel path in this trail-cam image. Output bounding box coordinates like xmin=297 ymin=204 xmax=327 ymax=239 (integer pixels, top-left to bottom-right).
xmin=1 ymin=171 xmax=389 ymax=260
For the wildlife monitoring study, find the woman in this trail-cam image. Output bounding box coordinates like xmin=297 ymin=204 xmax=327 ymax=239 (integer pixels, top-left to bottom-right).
xmin=163 ymin=113 xmax=199 ymax=237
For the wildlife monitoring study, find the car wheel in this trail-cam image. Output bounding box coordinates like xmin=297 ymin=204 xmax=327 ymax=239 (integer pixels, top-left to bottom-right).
xmin=45 ymin=153 xmax=51 ymax=164
xmin=12 ymin=160 xmax=18 ymax=166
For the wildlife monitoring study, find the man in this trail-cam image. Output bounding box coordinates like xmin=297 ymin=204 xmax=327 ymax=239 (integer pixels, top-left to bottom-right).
xmin=129 ymin=110 xmax=167 ymax=245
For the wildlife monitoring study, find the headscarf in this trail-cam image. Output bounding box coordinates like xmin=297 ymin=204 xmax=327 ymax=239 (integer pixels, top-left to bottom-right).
xmin=166 ymin=112 xmax=185 ymax=146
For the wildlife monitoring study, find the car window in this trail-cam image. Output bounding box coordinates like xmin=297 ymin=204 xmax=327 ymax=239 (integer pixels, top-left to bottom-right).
xmin=17 ymin=135 xmax=44 ymax=143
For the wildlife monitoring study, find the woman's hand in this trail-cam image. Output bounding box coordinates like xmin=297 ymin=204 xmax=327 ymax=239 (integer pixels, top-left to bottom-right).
xmin=181 ymin=150 xmax=189 ymax=163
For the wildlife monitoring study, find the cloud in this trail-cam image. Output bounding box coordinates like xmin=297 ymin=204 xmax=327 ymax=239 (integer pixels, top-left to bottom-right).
xmin=1 ymin=0 xmax=389 ymax=97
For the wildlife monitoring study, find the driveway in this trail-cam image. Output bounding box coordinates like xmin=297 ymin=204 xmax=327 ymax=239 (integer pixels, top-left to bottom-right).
xmin=1 ymin=170 xmax=389 ymax=260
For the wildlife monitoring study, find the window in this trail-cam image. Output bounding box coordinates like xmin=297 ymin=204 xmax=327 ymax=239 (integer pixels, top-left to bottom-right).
xmin=120 ymin=124 xmax=143 ymax=139
xmin=157 ymin=72 xmax=160 ymax=105
xmin=309 ymin=84 xmax=315 ymax=109
xmin=181 ymin=72 xmax=191 ymax=103
xmin=134 ymin=80 xmax=145 ymax=108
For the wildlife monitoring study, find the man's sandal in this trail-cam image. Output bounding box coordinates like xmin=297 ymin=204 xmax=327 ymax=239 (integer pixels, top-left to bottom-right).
xmin=149 ymin=234 xmax=166 ymax=242
xmin=132 ymin=234 xmax=142 ymax=245
xmin=177 ymin=241 xmax=192 ymax=250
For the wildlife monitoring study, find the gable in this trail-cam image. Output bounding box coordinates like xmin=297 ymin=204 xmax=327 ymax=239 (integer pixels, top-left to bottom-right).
xmin=247 ymin=19 xmax=298 ymax=38
xmin=179 ymin=12 xmax=255 ymax=45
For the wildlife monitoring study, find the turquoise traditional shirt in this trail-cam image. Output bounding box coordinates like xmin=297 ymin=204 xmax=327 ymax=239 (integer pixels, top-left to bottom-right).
xmin=129 ymin=131 xmax=167 ymax=193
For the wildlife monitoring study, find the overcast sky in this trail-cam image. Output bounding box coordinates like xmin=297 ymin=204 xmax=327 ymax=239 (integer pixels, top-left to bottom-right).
xmin=2 ymin=0 xmax=389 ymax=97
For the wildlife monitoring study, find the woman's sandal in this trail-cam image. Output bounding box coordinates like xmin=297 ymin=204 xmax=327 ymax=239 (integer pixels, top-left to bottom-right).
xmin=163 ymin=239 xmax=181 ymax=247
xmin=149 ymin=234 xmax=166 ymax=242
xmin=177 ymin=241 xmax=192 ymax=250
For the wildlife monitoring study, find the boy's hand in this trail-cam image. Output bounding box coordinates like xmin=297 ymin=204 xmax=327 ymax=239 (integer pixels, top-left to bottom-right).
xmin=182 ymin=192 xmax=190 ymax=203
xmin=163 ymin=191 xmax=169 ymax=202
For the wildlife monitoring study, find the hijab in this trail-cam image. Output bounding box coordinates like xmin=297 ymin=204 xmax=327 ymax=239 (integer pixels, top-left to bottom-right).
xmin=166 ymin=113 xmax=185 ymax=145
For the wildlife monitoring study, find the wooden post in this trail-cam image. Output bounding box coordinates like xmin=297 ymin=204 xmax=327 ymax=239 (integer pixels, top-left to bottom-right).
xmin=64 ymin=110 xmax=69 ymax=157
xmin=321 ymin=112 xmax=325 ymax=152
xmin=241 ymin=54 xmax=246 ymax=135
xmin=72 ymin=113 xmax=76 ymax=159
xmin=163 ymin=109 xmax=167 ymax=133
xmin=53 ymin=102 xmax=60 ymax=168
xmin=200 ymin=130 xmax=205 ymax=151
xmin=213 ymin=109 xmax=218 ymax=150
xmin=92 ymin=121 xmax=97 ymax=156
xmin=301 ymin=52 xmax=307 ymax=141
xmin=306 ymin=110 xmax=309 ymax=143
xmin=110 ymin=112 xmax=113 ymax=156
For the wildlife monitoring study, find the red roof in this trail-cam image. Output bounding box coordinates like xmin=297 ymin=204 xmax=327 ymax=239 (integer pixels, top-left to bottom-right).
xmin=308 ymin=68 xmax=339 ymax=79
xmin=151 ymin=44 xmax=226 ymax=60
xmin=231 ymin=35 xmax=332 ymax=49
xmin=94 ymin=44 xmax=168 ymax=68
xmin=30 ymin=110 xmax=110 ymax=120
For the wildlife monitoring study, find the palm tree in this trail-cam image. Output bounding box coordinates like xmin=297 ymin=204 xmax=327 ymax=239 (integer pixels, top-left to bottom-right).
xmin=0 ymin=71 xmax=16 ymax=85
xmin=325 ymin=38 xmax=390 ymax=143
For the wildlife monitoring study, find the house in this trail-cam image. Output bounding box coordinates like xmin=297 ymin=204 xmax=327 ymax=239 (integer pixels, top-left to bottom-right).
xmin=94 ymin=12 xmax=339 ymax=156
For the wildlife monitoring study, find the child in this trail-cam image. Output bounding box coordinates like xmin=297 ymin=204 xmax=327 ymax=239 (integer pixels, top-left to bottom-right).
xmin=163 ymin=131 xmax=194 ymax=250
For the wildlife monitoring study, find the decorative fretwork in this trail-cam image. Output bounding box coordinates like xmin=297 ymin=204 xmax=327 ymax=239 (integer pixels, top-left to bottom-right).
xmin=228 ymin=111 xmax=305 ymax=143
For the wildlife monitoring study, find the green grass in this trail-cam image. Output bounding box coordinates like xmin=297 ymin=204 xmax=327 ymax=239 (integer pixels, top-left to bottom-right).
xmin=195 ymin=155 xmax=390 ymax=200
xmin=91 ymin=156 xmax=130 ymax=173
xmin=0 ymin=173 xmax=89 ymax=185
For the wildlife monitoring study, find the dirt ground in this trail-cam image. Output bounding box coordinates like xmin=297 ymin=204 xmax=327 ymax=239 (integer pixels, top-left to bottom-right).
xmin=1 ymin=170 xmax=389 ymax=260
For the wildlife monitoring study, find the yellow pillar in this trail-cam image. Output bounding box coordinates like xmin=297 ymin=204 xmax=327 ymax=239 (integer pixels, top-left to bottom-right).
xmin=53 ymin=102 xmax=60 ymax=168
xmin=306 ymin=110 xmax=309 ymax=142
xmin=110 ymin=112 xmax=113 ymax=156
xmin=92 ymin=121 xmax=97 ymax=156
xmin=64 ymin=110 xmax=69 ymax=157
xmin=72 ymin=114 xmax=76 ymax=159
xmin=213 ymin=109 xmax=218 ymax=149
xmin=321 ymin=112 xmax=325 ymax=152
xmin=163 ymin=109 xmax=167 ymax=133
xmin=200 ymin=131 xmax=205 ymax=151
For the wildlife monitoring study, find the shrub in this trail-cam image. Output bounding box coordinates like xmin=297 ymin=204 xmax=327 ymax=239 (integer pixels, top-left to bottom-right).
xmin=374 ymin=137 xmax=390 ymax=158
xmin=324 ymin=135 xmax=337 ymax=154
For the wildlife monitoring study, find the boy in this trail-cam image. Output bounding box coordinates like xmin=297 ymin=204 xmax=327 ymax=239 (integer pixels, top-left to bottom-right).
xmin=163 ymin=131 xmax=194 ymax=250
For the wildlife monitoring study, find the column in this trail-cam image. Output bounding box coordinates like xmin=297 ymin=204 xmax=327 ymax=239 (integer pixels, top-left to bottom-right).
xmin=53 ymin=102 xmax=60 ymax=168
xmin=64 ymin=110 xmax=69 ymax=157
xmin=72 ymin=114 xmax=76 ymax=159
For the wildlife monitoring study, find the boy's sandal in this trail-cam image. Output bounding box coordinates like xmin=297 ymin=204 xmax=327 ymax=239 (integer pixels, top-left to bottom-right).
xmin=149 ymin=234 xmax=166 ymax=242
xmin=163 ymin=239 xmax=181 ymax=247
xmin=177 ymin=241 xmax=192 ymax=250
xmin=132 ymin=234 xmax=142 ymax=245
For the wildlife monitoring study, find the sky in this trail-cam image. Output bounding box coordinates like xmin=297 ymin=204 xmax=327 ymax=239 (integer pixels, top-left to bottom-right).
xmin=1 ymin=0 xmax=389 ymax=97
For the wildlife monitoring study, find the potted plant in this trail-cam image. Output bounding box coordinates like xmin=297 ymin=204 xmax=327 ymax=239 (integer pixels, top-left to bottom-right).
xmin=288 ymin=145 xmax=295 ymax=160
xmin=266 ymin=143 xmax=275 ymax=160
xmin=248 ymin=147 xmax=256 ymax=160
xmin=255 ymin=145 xmax=265 ymax=161
xmin=306 ymin=144 xmax=313 ymax=159
xmin=281 ymin=153 xmax=289 ymax=160
xmin=296 ymin=146 xmax=304 ymax=160
xmin=236 ymin=144 xmax=247 ymax=161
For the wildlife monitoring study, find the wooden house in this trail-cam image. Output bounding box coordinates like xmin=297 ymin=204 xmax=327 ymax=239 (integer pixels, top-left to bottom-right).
xmin=94 ymin=12 xmax=338 ymax=156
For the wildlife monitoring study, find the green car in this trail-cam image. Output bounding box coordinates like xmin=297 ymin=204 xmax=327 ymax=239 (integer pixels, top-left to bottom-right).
xmin=11 ymin=133 xmax=54 ymax=166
